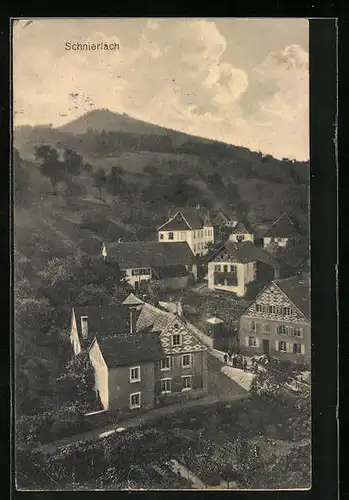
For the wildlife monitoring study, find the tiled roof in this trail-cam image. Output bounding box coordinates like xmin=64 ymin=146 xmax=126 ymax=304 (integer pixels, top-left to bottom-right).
xmin=212 ymin=241 xmax=281 ymax=268
xmin=95 ymin=333 xmax=163 ymax=368
xmin=73 ymin=305 xmax=130 ymax=341
xmin=229 ymin=221 xmax=253 ymax=235
xmin=158 ymin=210 xmax=205 ymax=231
xmin=107 ymin=241 xmax=196 ymax=269
xmin=274 ymin=275 xmax=310 ymax=320
xmin=122 ymin=293 xmax=145 ymax=306
xmin=264 ymin=213 xmax=300 ymax=238
xmin=136 ymin=302 xmax=176 ymax=333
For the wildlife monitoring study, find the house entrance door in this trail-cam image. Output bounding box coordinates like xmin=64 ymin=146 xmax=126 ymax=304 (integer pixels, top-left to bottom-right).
xmin=263 ymin=339 xmax=270 ymax=355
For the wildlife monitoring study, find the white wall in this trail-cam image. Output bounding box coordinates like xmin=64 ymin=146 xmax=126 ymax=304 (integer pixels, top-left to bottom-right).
xmin=207 ymin=260 xmax=256 ymax=297
xmin=229 ymin=233 xmax=254 ymax=244
xmin=123 ymin=268 xmax=152 ymax=288
xmin=89 ymin=342 xmax=109 ymax=410
xmin=158 ymin=228 xmax=214 ymax=256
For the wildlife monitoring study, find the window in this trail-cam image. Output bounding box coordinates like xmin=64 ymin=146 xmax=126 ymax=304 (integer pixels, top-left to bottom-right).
xmin=130 ymin=366 xmax=141 ymax=383
xmin=285 ymin=326 xmax=294 ymax=336
xmin=194 ymin=244 xmax=197 ymax=252
xmin=283 ymin=307 xmax=291 ymax=316
xmin=172 ymin=334 xmax=182 ymax=346
xmin=293 ymin=327 xmax=303 ymax=337
xmin=223 ymin=265 xmax=228 ymax=272
xmin=262 ymin=324 xmax=270 ymax=333
xmin=236 ymin=235 xmax=245 ymax=242
xmin=160 ymin=356 xmax=171 ymax=371
xmin=248 ymin=336 xmax=256 ymax=347
xmin=160 ymin=378 xmax=172 ymax=394
xmin=130 ymin=392 xmax=141 ymax=409
xmin=159 ymin=233 xmax=164 ymax=240
xmin=132 ymin=268 xmax=151 ymax=276
xmin=268 ymin=305 xmax=276 ymax=314
xmin=277 ymin=307 xmax=283 ymax=315
xmin=249 ymin=321 xmax=256 ymax=332
xmin=293 ymin=343 xmax=302 ymax=354
xmin=214 ymin=264 xmax=221 ymax=272
xmin=230 ymin=265 xmax=237 ymax=274
xmin=182 ymin=375 xmax=192 ymax=391
xmin=277 ymin=325 xmax=286 ymax=335
xmin=255 ymin=304 xmax=262 ymax=313
xmin=168 ymin=232 xmax=174 ymax=240
xmin=194 ymin=231 xmax=196 ymax=239
xmin=181 ymin=354 xmax=192 ymax=368
xmin=279 ymin=341 xmax=287 ymax=352
xmin=80 ymin=316 xmax=88 ymax=339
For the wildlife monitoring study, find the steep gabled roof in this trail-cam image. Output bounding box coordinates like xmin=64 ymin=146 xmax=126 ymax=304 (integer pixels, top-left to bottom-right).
xmin=273 ymin=275 xmax=310 ymax=320
xmin=136 ymin=302 xmax=178 ymax=333
xmin=264 ymin=213 xmax=300 ymax=238
xmin=73 ymin=305 xmax=130 ymax=341
xmin=93 ymin=333 xmax=163 ymax=368
xmin=107 ymin=241 xmax=196 ymax=269
xmin=229 ymin=221 xmax=253 ymax=235
xmin=211 ymin=241 xmax=280 ymax=268
xmin=158 ymin=210 xmax=204 ymax=231
xmin=122 ymin=293 xmax=145 ymax=307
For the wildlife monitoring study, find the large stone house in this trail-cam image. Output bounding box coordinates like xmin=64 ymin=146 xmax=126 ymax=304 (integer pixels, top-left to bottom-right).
xmin=157 ymin=210 xmax=214 ymax=256
xmin=262 ymin=213 xmax=301 ymax=250
xmin=207 ymin=241 xmax=281 ymax=297
xmin=238 ymin=274 xmax=311 ymax=365
xmin=105 ymin=241 xmax=197 ymax=291
xmin=77 ymin=294 xmax=208 ymax=411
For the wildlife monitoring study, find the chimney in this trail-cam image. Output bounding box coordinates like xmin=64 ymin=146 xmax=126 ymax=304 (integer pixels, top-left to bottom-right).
xmin=81 ymin=316 xmax=88 ymax=339
xmin=177 ymin=299 xmax=183 ymax=318
xmin=130 ymin=307 xmax=138 ymax=335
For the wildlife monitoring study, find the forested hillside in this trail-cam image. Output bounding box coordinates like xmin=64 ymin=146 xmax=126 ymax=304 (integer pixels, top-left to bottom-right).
xmin=14 ymin=109 xmax=309 ymax=415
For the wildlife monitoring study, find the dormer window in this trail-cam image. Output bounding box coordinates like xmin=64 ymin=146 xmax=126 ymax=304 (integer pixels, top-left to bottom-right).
xmin=81 ymin=316 xmax=88 ymax=339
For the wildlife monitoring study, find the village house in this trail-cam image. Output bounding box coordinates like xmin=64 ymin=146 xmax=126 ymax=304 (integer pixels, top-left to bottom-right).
xmin=207 ymin=241 xmax=281 ymax=297
xmin=157 ymin=210 xmax=214 ymax=256
xmin=238 ymin=274 xmax=311 ymax=366
xmin=212 ymin=208 xmax=238 ymax=229
xmin=227 ymin=221 xmax=254 ymax=244
xmin=262 ymin=213 xmax=301 ymax=250
xmin=104 ymin=241 xmax=198 ymax=292
xmin=70 ymin=305 xmax=130 ymax=356
xmin=84 ymin=293 xmax=208 ymax=411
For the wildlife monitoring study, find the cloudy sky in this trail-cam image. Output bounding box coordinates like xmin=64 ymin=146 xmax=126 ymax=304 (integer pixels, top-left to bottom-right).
xmin=13 ymin=18 xmax=309 ymax=160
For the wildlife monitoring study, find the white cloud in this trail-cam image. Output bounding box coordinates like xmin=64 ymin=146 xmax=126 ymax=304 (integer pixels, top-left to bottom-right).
xmin=13 ymin=19 xmax=309 ymax=159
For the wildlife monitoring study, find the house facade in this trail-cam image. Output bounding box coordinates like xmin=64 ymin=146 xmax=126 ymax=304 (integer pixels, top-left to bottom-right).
xmin=207 ymin=241 xmax=281 ymax=297
xmin=86 ymin=294 xmax=208 ymax=412
xmin=228 ymin=221 xmax=254 ymax=244
xmin=262 ymin=213 xmax=301 ymax=250
xmin=238 ymin=275 xmax=310 ymax=365
xmin=157 ymin=211 xmax=214 ymax=256
xmin=106 ymin=241 xmax=198 ymax=291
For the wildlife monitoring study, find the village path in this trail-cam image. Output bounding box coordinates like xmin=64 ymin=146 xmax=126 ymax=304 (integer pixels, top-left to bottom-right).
xmin=40 ymin=390 xmax=246 ymax=455
xmin=39 ymin=353 xmax=247 ymax=455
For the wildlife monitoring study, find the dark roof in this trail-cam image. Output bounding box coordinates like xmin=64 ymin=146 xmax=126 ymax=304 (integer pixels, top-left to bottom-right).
xmin=211 ymin=241 xmax=280 ymax=268
xmin=158 ymin=210 xmax=204 ymax=231
xmin=153 ymin=264 xmax=189 ymax=279
xmin=107 ymin=241 xmax=196 ymax=268
xmin=73 ymin=305 xmax=130 ymax=341
xmin=229 ymin=221 xmax=253 ymax=235
xmin=275 ymin=244 xmax=309 ymax=270
xmin=274 ymin=275 xmax=310 ymax=320
xmin=217 ymin=208 xmax=238 ymax=221
xmin=264 ymin=214 xmax=300 ymax=238
xmin=95 ymin=333 xmax=163 ymax=368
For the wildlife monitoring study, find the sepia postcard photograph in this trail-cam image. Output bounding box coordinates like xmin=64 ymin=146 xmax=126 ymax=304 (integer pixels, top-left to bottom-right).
xmin=13 ymin=17 xmax=311 ymax=491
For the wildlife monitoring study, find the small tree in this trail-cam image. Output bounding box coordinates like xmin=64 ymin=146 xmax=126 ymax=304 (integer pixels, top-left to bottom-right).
xmin=92 ymin=167 xmax=107 ymax=199
xmin=34 ymin=145 xmax=63 ymax=194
